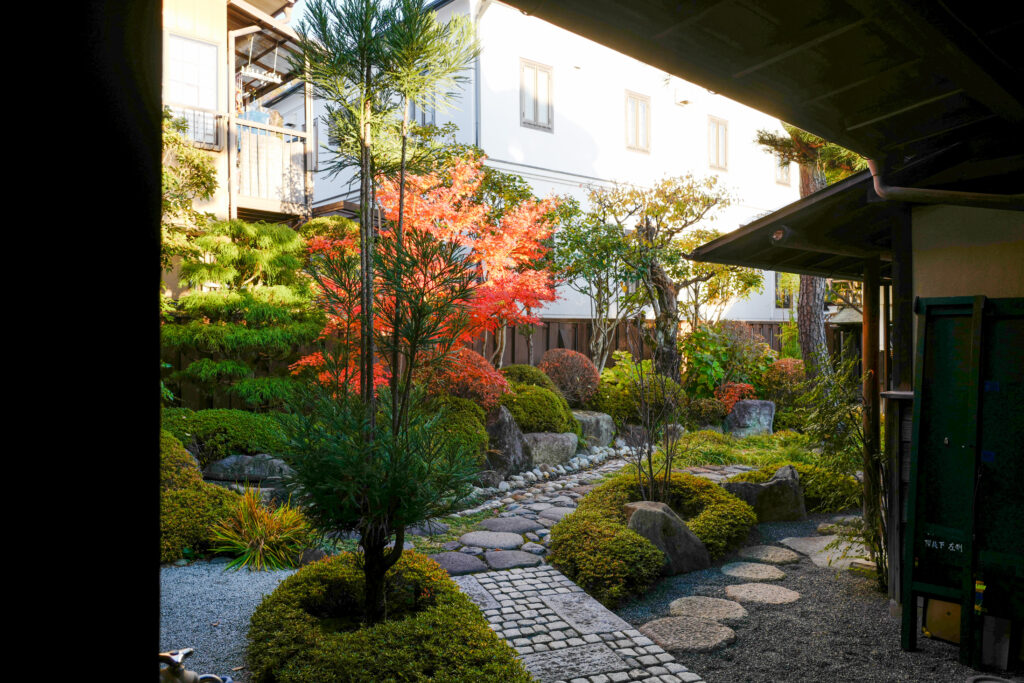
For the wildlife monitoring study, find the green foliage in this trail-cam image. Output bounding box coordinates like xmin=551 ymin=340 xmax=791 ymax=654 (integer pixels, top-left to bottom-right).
xmin=500 ymin=384 xmax=581 ymax=436
xmin=587 ymin=352 xmax=687 ymax=429
xmin=680 ymin=321 xmax=777 ymax=399
xmin=179 ymin=219 xmax=307 ymax=292
xmin=159 ymin=429 xmax=241 ymax=563
xmin=796 ymin=356 xmax=863 ymax=474
xmin=728 ymin=462 xmax=861 ymax=513
xmin=161 ymin=108 xmax=218 ymax=270
xmin=685 ymin=398 xmax=729 ymax=429
xmin=547 ymin=510 xmax=664 ymax=607
xmin=500 ymin=364 xmax=560 ymax=396
xmin=174 ymin=358 xmax=251 ymax=385
xmin=760 ymin=358 xmax=807 ymax=431
xmin=755 ymin=123 xmax=866 ymax=186
xmin=211 ymin=486 xmax=316 ymax=571
xmin=161 ymin=320 xmax=323 ymax=357
xmin=247 ymin=552 xmax=533 ymax=682
xmin=431 ymin=395 xmax=489 ymax=465
xmin=162 ymin=408 xmax=287 ymax=467
xmin=575 ymin=470 xmax=756 ymax=560
xmin=780 ymin=320 xmax=801 ymax=359
xmin=227 ymin=377 xmax=301 ymax=411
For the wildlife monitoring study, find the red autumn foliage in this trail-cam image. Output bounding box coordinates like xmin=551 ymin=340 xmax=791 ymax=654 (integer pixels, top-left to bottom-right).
xmin=421 ymin=347 xmax=509 ymax=411
xmin=714 ymin=382 xmax=757 ymax=413
xmin=538 ymin=349 xmax=600 ymax=407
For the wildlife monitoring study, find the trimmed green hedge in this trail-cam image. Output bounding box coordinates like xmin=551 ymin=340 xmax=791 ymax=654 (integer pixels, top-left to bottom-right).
xmin=500 ymin=383 xmax=581 ymax=437
xmin=247 ymin=552 xmax=534 ymax=682
xmin=500 ymin=364 xmax=561 ymax=396
xmin=433 ymin=395 xmax=489 ymax=465
xmin=547 ymin=510 xmax=664 ymax=607
xmin=728 ymin=462 xmax=861 ymax=513
xmin=160 ymin=408 xmax=287 ymax=467
xmin=160 ymin=429 xmax=241 ymax=563
xmin=574 ymin=470 xmax=757 ymax=560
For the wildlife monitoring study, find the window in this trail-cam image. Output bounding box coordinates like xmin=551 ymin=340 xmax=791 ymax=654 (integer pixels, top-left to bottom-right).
xmin=166 ymin=34 xmax=218 ymax=146
xmin=775 ymin=271 xmax=793 ymax=309
xmin=708 ymin=116 xmax=727 ymax=170
xmin=410 ymin=100 xmax=435 ymax=126
xmin=775 ymin=154 xmax=791 ymax=185
xmin=520 ymin=60 xmax=553 ymax=131
xmin=625 ymin=92 xmax=650 ymax=152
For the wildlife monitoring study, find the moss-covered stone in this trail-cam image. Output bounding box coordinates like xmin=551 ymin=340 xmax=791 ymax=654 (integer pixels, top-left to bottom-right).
xmin=728 ymin=462 xmax=861 ymax=513
xmin=161 ymin=407 xmax=287 ymax=467
xmin=247 ymin=551 xmax=534 ymax=682
xmin=433 ymin=395 xmax=489 ymax=465
xmin=500 ymin=383 xmax=581 ymax=437
xmin=500 ymin=364 xmax=561 ymax=396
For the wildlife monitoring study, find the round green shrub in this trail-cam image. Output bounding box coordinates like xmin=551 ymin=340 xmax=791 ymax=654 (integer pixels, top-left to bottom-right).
xmin=160 ymin=429 xmax=202 ymax=490
xmin=247 ymin=551 xmax=533 ymax=683
xmin=164 ymin=408 xmax=288 ymax=467
xmin=685 ymin=397 xmax=729 ymax=429
xmin=161 ymin=483 xmax=241 ymax=563
xmin=161 ymin=407 xmax=196 ymax=447
xmin=575 ymin=470 xmax=756 ymax=560
xmin=728 ymin=462 xmax=861 ymax=512
xmin=587 ymin=375 xmax=688 ymax=429
xmin=500 ymin=383 xmax=581 ymax=436
xmin=547 ymin=510 xmax=664 ymax=608
xmin=432 ymin=395 xmax=489 ymax=465
xmin=501 ymin=364 xmax=561 ymax=396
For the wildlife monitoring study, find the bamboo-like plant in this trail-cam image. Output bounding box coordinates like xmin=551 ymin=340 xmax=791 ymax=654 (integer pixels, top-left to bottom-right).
xmin=210 ymin=486 xmax=315 ymax=571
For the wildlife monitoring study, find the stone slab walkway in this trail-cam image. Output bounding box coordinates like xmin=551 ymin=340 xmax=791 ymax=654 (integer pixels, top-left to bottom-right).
xmin=455 ymin=566 xmax=703 ymax=683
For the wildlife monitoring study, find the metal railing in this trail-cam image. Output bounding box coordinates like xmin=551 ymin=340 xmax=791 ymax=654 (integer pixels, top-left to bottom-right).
xmin=167 ymin=105 xmax=223 ymax=150
xmin=235 ymin=118 xmax=308 ymax=206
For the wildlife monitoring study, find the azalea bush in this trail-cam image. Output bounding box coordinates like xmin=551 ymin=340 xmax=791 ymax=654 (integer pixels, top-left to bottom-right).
xmin=714 ymin=382 xmax=757 ymax=413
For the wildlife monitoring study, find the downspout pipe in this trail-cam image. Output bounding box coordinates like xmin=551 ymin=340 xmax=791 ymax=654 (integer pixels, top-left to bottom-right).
xmin=867 ymin=159 xmax=1024 ymax=210
xmin=473 ymin=0 xmax=493 ymax=149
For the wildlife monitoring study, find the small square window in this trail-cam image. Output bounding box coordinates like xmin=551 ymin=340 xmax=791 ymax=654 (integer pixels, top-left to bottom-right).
xmin=775 ymin=154 xmax=791 ymax=185
xmin=775 ymin=271 xmax=793 ymax=309
xmin=626 ymin=92 xmax=650 ymax=152
xmin=708 ymin=116 xmax=728 ymax=170
xmin=521 ymin=60 xmax=553 ymax=131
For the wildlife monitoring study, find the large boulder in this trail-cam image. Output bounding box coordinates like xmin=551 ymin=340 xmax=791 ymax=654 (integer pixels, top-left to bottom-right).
xmin=522 ymin=432 xmax=578 ymax=467
xmin=722 ymin=464 xmax=807 ymax=522
xmin=204 ymin=453 xmax=294 ymax=482
xmin=724 ymin=399 xmax=775 ymax=437
xmin=572 ymin=410 xmax=615 ymax=449
xmin=624 ymin=501 xmax=711 ymax=575
xmin=485 ymin=406 xmax=531 ymax=476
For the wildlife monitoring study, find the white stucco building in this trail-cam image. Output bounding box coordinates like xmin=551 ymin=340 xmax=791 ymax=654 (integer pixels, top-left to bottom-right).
xmin=299 ymin=0 xmax=803 ymax=327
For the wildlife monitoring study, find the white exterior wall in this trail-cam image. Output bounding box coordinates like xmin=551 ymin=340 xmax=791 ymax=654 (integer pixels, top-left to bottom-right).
xmin=304 ymin=0 xmax=801 ymax=321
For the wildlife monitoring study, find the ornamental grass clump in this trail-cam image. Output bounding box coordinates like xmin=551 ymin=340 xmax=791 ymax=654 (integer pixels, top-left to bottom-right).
xmin=211 ymin=486 xmax=316 ymax=571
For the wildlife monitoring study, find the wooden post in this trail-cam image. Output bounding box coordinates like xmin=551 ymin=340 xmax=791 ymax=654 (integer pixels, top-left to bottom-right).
xmin=891 ymin=209 xmax=914 ymax=391
xmin=862 ymin=254 xmax=882 ymax=581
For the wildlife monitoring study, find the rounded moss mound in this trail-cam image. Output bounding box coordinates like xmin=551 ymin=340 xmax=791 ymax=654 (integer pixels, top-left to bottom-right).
xmin=247 ymin=552 xmax=533 ymax=683
xmin=162 ymin=408 xmax=287 ymax=467
xmin=575 ymin=470 xmax=757 ymax=560
xmin=728 ymin=462 xmax=861 ymax=513
xmin=160 ymin=429 xmax=241 ymax=563
xmin=500 ymin=383 xmax=581 ymax=436
xmin=432 ymin=395 xmax=489 ymax=465
xmin=547 ymin=510 xmax=664 ymax=607
xmin=501 ymin=363 xmax=561 ymax=396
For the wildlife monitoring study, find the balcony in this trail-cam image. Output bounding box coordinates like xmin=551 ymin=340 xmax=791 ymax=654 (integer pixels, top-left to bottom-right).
xmin=235 ymin=117 xmax=308 ymax=216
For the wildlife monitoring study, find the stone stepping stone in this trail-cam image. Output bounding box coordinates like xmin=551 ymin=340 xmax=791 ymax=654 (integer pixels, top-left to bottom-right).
xmin=525 ymin=502 xmax=553 ymax=511
xmin=478 ymin=517 xmax=544 ymax=534
xmin=539 ymin=506 xmax=574 ymax=522
xmin=406 ymin=519 xmax=450 ymax=536
xmin=720 ymin=561 xmax=786 ymax=581
xmin=458 ymin=530 xmax=524 ymax=550
xmin=725 ymin=583 xmax=800 ymax=604
xmin=668 ymin=596 xmax=748 ymax=624
xmin=520 ymin=542 xmax=547 ymax=555
xmin=639 ymin=616 xmax=736 ymax=652
xmin=546 ymin=495 xmax=577 ymax=507
xmin=428 ymin=552 xmax=487 ymax=576
xmin=779 ymin=535 xmax=867 ymax=570
xmin=737 ymin=545 xmax=800 ymax=565
xmin=483 ymin=549 xmax=544 ymax=570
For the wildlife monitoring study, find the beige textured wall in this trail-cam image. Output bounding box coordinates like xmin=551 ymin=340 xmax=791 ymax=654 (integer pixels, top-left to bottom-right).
xmin=913 ymin=206 xmax=1024 ymax=300
xmin=163 ymin=0 xmax=230 ymax=219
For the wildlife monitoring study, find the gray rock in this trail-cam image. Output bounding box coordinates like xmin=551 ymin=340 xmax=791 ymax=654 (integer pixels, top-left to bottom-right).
xmin=668 ymin=596 xmax=748 ymax=624
xmin=640 ymin=616 xmax=735 ymax=652
xmin=439 ymin=540 xmax=461 ymax=551
xmin=624 ymin=501 xmax=711 ymax=575
xmin=498 ymin=481 xmax=510 ymax=492
xmin=486 ymin=406 xmax=531 ymax=476
xmin=478 ymin=517 xmax=544 ymax=533
xmin=460 ymin=546 xmax=484 ymax=555
xmin=540 ymin=592 xmax=633 ymax=634
xmin=450 ymin=574 xmax=500 ymax=609
xmin=483 ymin=549 xmax=544 ymax=569
xmin=620 ymin=424 xmax=653 ymax=447
xmin=519 ymin=643 xmax=629 ymax=682
xmin=721 ymin=464 xmax=806 ymax=522
xmin=386 ymin=540 xmax=415 ymax=551
xmin=475 ymin=469 xmax=503 ymax=488
xmin=736 ymin=545 xmax=800 ymax=565
xmin=723 ymin=399 xmax=775 ymax=438
xmin=779 ymin=535 xmax=867 ymax=570
xmin=458 ymin=530 xmax=524 ymax=550
xmin=406 ymin=519 xmax=450 ymax=537
xmin=720 ymin=561 xmax=786 ymax=581
xmin=724 ymin=582 xmax=800 ymax=604
xmin=203 ymin=454 xmax=294 ymax=482
xmin=572 ymin=411 xmax=616 ymax=448
xmin=521 ymin=542 xmax=547 ymax=555
xmin=539 ymin=506 xmax=575 ymax=522
xmin=428 ymin=552 xmax=488 ymax=576
xmin=523 ymin=432 xmax=579 ymax=466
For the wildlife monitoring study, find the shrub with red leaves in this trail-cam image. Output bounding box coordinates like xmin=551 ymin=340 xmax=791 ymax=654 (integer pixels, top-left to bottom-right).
xmin=423 ymin=347 xmax=509 ymax=412
xmin=714 ymin=382 xmax=757 ymax=414
xmin=539 ymin=349 xmax=600 ymax=408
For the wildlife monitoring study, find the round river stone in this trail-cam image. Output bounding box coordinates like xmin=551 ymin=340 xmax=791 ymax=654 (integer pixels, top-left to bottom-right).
xmin=720 ymin=561 xmax=786 ymax=581
xmin=725 ymin=583 xmax=801 ymax=604
xmin=639 ymin=616 xmax=736 ymax=652
xmin=458 ymin=530 xmax=525 ymax=550
xmin=478 ymin=517 xmax=544 ymax=534
xmin=736 ymin=545 xmax=801 ymax=565
xmin=483 ymin=550 xmax=544 ymax=570
xmin=427 ymin=552 xmax=487 ymax=576
xmin=668 ymin=596 xmax=748 ymax=624
xmin=538 ymin=506 xmax=574 ymax=522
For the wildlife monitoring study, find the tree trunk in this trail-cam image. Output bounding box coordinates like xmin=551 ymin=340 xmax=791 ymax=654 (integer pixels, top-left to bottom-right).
xmin=649 ymin=260 xmax=681 ymax=380
xmin=796 ymin=161 xmax=829 ymax=379
xmin=360 ymin=522 xmax=406 ymax=625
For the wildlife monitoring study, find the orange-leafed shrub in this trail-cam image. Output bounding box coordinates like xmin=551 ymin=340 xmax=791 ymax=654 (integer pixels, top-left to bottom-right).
xmin=539 ymin=349 xmax=600 ymax=408
xmin=423 ymin=347 xmax=509 ymax=412
xmin=760 ymin=358 xmax=806 ymax=402
xmin=714 ymin=382 xmax=756 ymax=413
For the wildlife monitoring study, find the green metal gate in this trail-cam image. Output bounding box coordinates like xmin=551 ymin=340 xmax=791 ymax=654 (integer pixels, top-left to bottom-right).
xmin=902 ymin=296 xmax=1024 ymax=669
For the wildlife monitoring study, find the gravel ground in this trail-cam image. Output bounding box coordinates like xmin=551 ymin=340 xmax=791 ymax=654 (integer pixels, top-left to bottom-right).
xmin=160 ymin=559 xmax=294 ymax=682
xmin=615 ymin=513 xmax=1023 ymax=683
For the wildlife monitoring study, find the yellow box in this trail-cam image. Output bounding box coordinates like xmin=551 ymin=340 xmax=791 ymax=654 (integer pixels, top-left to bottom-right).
xmin=924 ymin=599 xmax=961 ymax=644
